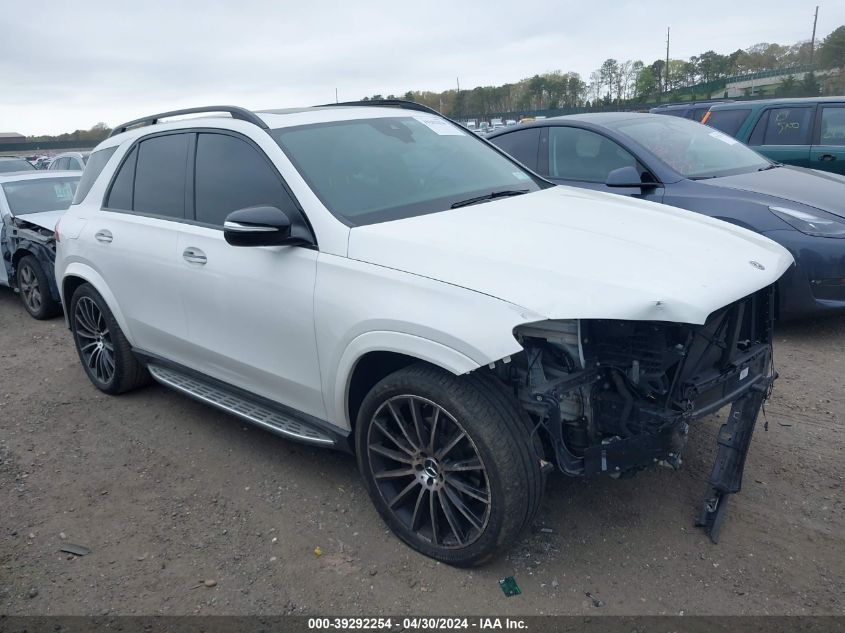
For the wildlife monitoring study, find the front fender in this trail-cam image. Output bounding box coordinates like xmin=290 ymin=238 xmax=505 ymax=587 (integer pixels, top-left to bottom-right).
xmin=60 ymin=261 xmax=134 ymax=344
xmin=331 ymin=331 xmax=481 ymax=430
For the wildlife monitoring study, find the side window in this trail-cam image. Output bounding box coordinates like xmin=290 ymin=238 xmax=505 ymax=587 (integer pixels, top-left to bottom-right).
xmin=72 ymin=146 xmax=116 ymax=204
xmin=52 ymin=157 xmax=68 ymax=170
xmin=705 ymin=109 xmax=751 ymax=137
xmin=105 ymin=146 xmax=137 ymax=210
xmin=819 ymin=107 xmax=845 ymax=146
xmin=489 ymin=128 xmax=541 ymax=171
xmin=132 ymin=134 xmax=189 ymax=218
xmin=748 ymin=111 xmax=769 ymax=146
xmin=692 ymin=108 xmax=710 ymax=122
xmin=194 ymin=133 xmax=297 ymax=227
xmin=72 ymin=158 xmax=83 ymax=170
xmin=760 ymin=107 xmax=813 ymax=145
xmin=548 ymin=127 xmax=638 ymax=183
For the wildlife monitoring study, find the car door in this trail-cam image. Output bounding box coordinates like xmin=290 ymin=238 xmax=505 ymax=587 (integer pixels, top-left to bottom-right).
xmin=176 ymin=130 xmax=325 ymax=419
xmin=84 ymin=132 xmax=191 ymax=363
xmin=540 ymin=126 xmax=664 ymax=202
xmin=810 ymin=103 xmax=845 ymax=175
xmin=746 ymin=106 xmax=814 ymax=167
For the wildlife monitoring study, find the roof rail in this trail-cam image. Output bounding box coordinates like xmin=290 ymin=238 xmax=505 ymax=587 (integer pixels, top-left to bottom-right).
xmin=319 ymin=99 xmax=443 ymax=116
xmin=109 ymin=105 xmax=268 ymax=137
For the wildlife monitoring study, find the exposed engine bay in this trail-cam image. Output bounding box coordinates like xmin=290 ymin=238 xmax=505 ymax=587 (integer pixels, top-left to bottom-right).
xmin=497 ymin=286 xmax=776 ymax=542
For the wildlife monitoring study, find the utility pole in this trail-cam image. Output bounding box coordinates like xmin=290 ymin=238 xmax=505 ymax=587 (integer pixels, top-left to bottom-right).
xmin=665 ymin=27 xmax=670 ymax=96
xmin=810 ymin=5 xmax=819 ymax=64
xmin=456 ymin=77 xmax=460 ymax=93
xmin=335 ymin=87 xmax=338 ymax=104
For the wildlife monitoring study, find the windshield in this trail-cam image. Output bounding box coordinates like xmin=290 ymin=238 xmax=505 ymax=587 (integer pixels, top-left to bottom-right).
xmin=2 ymin=177 xmax=79 ymax=214
xmin=610 ymin=116 xmax=770 ymax=179
xmin=272 ymin=115 xmax=541 ymax=226
xmin=0 ymin=159 xmax=36 ymax=173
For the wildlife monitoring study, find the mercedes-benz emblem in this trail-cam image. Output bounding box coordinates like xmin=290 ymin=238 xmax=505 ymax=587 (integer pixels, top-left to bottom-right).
xmin=749 ymin=261 xmax=765 ymax=270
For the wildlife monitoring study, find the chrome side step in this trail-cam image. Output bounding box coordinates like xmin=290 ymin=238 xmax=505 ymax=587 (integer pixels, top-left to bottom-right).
xmin=147 ymin=364 xmax=335 ymax=446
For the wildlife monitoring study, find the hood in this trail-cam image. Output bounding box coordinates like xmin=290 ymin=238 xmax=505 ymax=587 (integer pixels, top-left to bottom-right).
xmin=14 ymin=209 xmax=65 ymax=231
xmin=706 ymin=165 xmax=845 ymax=218
xmin=347 ymin=186 xmax=793 ymax=325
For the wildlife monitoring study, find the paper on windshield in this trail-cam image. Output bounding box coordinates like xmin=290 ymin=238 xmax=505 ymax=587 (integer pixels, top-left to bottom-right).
xmin=709 ymin=131 xmax=739 ymax=145
xmin=414 ymin=115 xmax=466 ymax=136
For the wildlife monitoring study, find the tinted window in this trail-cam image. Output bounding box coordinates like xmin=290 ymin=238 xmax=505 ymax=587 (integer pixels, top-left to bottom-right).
xmin=705 ymin=109 xmax=751 ymax=137
xmin=272 ymin=116 xmax=540 ymax=226
xmin=2 ymin=176 xmax=79 ymax=214
xmin=72 ymin=147 xmax=116 ymax=204
xmin=760 ymin=107 xmax=813 ymax=145
xmin=0 ymin=159 xmax=35 ymax=173
xmin=488 ymin=128 xmax=541 ymax=171
xmin=105 ymin=146 xmax=137 ymax=210
xmin=50 ymin=157 xmax=68 ymax=170
xmin=548 ymin=127 xmax=637 ymax=183
xmin=194 ymin=133 xmax=296 ymax=226
xmin=132 ymin=134 xmax=188 ymax=218
xmin=819 ymin=107 xmax=845 ymax=146
xmin=692 ymin=108 xmax=710 ymax=122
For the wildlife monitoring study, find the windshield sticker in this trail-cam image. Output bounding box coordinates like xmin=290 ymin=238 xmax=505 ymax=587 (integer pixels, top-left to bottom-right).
xmin=709 ymin=131 xmax=738 ymax=146
xmin=414 ymin=116 xmax=466 ymax=136
xmin=512 ymin=171 xmax=530 ymax=181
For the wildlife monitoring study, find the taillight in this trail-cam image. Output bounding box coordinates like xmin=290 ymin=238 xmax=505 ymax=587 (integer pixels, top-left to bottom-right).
xmin=701 ymin=111 xmax=712 ymax=125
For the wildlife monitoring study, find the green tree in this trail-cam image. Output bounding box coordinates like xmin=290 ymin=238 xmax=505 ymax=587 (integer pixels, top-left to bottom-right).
xmin=800 ymin=71 xmax=820 ymax=96
xmin=776 ymin=75 xmax=798 ymax=97
xmin=818 ymin=26 xmax=845 ymax=69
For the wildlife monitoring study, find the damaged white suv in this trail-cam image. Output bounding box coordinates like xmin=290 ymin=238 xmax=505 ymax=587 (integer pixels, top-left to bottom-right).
xmin=55 ymin=102 xmax=793 ymax=565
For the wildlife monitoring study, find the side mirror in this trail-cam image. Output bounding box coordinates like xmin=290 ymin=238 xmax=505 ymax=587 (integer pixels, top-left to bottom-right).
xmin=223 ymin=206 xmax=294 ymax=247
xmin=606 ymin=165 xmax=657 ymax=188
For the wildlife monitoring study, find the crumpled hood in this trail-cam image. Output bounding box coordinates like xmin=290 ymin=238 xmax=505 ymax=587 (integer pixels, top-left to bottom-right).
xmin=14 ymin=209 xmax=64 ymax=231
xmin=707 ymin=165 xmax=845 ymax=218
xmin=347 ymin=186 xmax=794 ymax=325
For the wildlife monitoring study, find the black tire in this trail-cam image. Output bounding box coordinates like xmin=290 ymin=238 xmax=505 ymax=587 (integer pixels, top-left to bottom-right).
xmin=16 ymin=255 xmax=60 ymax=320
xmin=69 ymin=283 xmax=149 ymax=394
xmin=355 ymin=363 xmax=545 ymax=566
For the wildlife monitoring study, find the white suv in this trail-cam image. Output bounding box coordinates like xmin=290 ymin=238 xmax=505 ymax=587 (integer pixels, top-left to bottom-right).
xmin=55 ymin=102 xmax=792 ymax=565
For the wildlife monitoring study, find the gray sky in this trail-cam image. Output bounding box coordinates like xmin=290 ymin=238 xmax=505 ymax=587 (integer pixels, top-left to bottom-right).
xmin=2 ymin=0 xmax=842 ymax=135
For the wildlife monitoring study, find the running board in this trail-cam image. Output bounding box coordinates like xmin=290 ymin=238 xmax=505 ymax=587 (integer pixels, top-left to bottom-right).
xmin=147 ymin=364 xmax=336 ymax=447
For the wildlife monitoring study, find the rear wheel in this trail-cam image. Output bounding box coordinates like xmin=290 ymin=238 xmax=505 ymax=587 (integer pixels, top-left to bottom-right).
xmin=17 ymin=255 xmax=60 ymax=320
xmin=355 ymin=363 xmax=544 ymax=566
xmin=70 ymin=283 xmax=149 ymax=394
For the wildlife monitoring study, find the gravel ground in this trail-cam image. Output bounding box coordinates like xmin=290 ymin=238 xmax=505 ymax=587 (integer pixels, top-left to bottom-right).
xmin=0 ymin=286 xmax=842 ymax=616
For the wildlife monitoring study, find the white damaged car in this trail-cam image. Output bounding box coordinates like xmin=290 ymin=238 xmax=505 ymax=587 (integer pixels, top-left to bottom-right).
xmin=1 ymin=170 xmax=80 ymax=318
xmin=55 ymin=102 xmax=793 ymax=565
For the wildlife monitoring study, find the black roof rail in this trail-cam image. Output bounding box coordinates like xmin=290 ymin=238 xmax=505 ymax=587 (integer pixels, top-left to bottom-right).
xmin=319 ymin=99 xmax=443 ymax=116
xmin=109 ymin=105 xmax=268 ymax=137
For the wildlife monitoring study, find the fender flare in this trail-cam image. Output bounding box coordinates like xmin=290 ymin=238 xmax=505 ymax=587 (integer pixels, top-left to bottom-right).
xmin=61 ymin=262 xmax=134 ymax=344
xmin=331 ymin=330 xmax=481 ymax=430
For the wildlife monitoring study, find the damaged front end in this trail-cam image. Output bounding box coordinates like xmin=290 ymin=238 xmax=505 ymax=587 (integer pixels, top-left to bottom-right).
xmin=501 ymin=286 xmax=776 ymax=543
xmin=0 ymin=217 xmax=60 ymax=300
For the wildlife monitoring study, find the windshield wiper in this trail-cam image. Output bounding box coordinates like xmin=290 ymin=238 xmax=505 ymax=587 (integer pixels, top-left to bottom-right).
xmin=450 ymin=189 xmax=529 ymax=209
xmin=758 ymin=163 xmax=782 ymax=171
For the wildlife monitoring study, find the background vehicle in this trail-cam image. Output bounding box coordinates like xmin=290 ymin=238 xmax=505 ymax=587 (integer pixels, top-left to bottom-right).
xmin=48 ymin=151 xmax=89 ymax=171
xmin=0 ymin=170 xmax=80 ymax=318
xmin=651 ymin=100 xmax=733 ymax=122
xmin=703 ymin=97 xmax=845 ymax=175
xmin=0 ymin=157 xmax=36 ymax=173
xmin=56 ymin=102 xmax=790 ymax=565
xmin=488 ymin=112 xmax=845 ymax=320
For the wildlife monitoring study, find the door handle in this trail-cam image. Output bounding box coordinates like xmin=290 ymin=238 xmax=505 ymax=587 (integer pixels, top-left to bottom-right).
xmin=182 ymin=247 xmax=207 ymax=265
xmin=819 ymin=154 xmax=837 ymax=161
xmin=94 ymin=229 xmax=113 ymax=243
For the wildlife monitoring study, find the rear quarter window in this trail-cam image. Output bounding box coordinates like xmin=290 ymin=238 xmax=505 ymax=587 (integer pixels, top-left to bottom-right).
xmin=705 ymin=109 xmax=751 ymax=137
xmin=72 ymin=147 xmax=116 ymax=204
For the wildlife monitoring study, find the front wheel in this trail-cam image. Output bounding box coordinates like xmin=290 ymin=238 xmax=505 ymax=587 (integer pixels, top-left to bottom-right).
xmin=17 ymin=255 xmax=60 ymax=319
xmin=355 ymin=364 xmax=544 ymax=566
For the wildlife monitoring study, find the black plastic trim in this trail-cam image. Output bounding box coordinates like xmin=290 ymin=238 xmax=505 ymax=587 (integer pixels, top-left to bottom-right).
xmin=110 ymin=106 xmax=269 ymax=137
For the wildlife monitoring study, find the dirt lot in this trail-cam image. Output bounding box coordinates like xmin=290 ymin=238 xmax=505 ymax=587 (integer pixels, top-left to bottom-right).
xmin=0 ymin=286 xmax=842 ymax=616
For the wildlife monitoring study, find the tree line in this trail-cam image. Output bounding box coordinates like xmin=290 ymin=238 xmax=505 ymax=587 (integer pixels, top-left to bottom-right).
xmin=365 ymin=25 xmax=845 ymax=117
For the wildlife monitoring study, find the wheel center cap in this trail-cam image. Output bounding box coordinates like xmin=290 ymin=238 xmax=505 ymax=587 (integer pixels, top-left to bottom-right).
xmin=423 ymin=457 xmax=440 ymax=479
